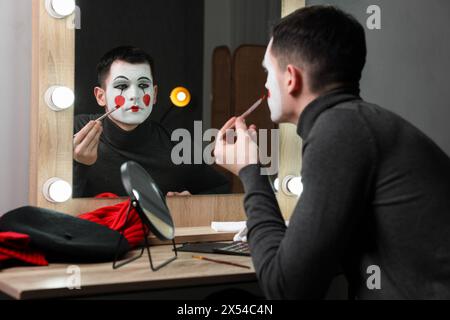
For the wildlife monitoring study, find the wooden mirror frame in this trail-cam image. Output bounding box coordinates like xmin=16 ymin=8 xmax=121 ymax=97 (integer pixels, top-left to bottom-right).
xmin=29 ymin=0 xmax=304 ymax=231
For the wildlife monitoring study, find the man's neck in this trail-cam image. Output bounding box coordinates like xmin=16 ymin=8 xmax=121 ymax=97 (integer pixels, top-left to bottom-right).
xmin=108 ymin=116 xmax=139 ymax=131
xmin=290 ymin=92 xmax=319 ymax=125
xmin=290 ymin=84 xmax=346 ymax=125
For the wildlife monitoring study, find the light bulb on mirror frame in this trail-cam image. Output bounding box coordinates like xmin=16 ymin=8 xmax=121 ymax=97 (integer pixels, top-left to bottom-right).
xmin=45 ymin=0 xmax=76 ymax=19
xmin=282 ymin=175 xmax=303 ymax=197
xmin=45 ymin=86 xmax=75 ymax=111
xmin=43 ymin=178 xmax=72 ymax=203
xmin=273 ymin=178 xmax=280 ymax=192
xmin=170 ymin=86 xmax=191 ymax=108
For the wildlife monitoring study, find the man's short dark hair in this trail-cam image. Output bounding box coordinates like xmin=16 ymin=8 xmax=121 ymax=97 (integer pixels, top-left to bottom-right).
xmin=271 ymin=5 xmax=367 ymax=93
xmin=97 ymin=46 xmax=155 ymax=88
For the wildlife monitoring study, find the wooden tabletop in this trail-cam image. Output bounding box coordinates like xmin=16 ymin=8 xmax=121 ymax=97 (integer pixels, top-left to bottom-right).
xmin=0 ymin=245 xmax=256 ymax=300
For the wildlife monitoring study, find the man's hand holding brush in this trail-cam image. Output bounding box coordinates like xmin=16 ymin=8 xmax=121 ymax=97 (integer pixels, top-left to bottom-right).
xmin=73 ymin=101 xmax=125 ymax=166
xmin=73 ymin=121 xmax=103 ymax=166
xmin=214 ymin=116 xmax=259 ymax=176
xmin=214 ymin=95 xmax=266 ymax=176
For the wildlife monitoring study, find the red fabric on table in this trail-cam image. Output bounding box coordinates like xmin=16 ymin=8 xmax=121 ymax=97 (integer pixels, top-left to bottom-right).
xmin=78 ymin=199 xmax=147 ymax=248
xmin=0 ymin=232 xmax=48 ymax=266
xmin=95 ymin=193 xmax=120 ymax=199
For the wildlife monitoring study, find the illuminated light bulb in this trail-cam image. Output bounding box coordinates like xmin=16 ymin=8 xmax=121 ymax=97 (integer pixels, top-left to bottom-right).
xmin=282 ymin=175 xmax=303 ymax=197
xmin=43 ymin=178 xmax=72 ymax=203
xmin=287 ymin=177 xmax=303 ymax=196
xmin=170 ymin=87 xmax=191 ymax=108
xmin=274 ymin=178 xmax=280 ymax=192
xmin=45 ymin=86 xmax=75 ymax=111
xmin=177 ymin=92 xmax=187 ymax=102
xmin=45 ymin=0 xmax=76 ymax=19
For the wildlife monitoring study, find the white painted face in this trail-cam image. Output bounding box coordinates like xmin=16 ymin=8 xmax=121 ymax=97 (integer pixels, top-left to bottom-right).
xmin=263 ymin=42 xmax=283 ymax=123
xmin=105 ymin=61 xmax=155 ymax=125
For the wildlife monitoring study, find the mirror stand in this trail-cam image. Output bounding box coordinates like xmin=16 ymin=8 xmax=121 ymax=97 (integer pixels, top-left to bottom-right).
xmin=112 ymin=200 xmax=178 ymax=271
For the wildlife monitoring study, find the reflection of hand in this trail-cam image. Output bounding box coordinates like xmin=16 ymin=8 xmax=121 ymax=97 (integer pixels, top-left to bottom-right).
xmin=214 ymin=116 xmax=258 ymax=176
xmin=73 ymin=121 xmax=103 ymax=166
xmin=166 ymin=191 xmax=192 ymax=197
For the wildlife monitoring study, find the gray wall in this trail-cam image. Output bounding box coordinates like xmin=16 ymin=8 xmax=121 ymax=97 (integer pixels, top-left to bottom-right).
xmin=0 ymin=0 xmax=31 ymax=215
xmin=203 ymin=0 xmax=280 ymax=129
xmin=307 ymin=0 xmax=450 ymax=156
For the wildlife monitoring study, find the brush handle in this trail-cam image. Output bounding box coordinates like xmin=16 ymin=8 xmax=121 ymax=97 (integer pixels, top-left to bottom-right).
xmin=240 ymin=97 xmax=264 ymax=119
xmin=95 ymin=106 xmax=119 ymax=122
xmin=229 ymin=96 xmax=265 ymax=130
xmin=192 ymin=255 xmax=251 ymax=269
xmin=73 ymin=106 xmax=119 ymax=138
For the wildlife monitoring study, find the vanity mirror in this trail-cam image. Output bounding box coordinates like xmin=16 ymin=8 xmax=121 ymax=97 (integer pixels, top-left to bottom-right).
xmin=73 ymin=0 xmax=281 ymax=198
xmin=29 ymin=0 xmax=304 ymax=229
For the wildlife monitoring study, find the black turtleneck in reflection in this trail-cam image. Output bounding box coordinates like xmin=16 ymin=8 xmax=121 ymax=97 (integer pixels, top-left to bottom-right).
xmin=73 ymin=115 xmax=230 ymax=198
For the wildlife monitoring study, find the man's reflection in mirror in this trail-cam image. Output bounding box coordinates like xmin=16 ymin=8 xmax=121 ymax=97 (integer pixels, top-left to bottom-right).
xmin=73 ymin=46 xmax=230 ymax=198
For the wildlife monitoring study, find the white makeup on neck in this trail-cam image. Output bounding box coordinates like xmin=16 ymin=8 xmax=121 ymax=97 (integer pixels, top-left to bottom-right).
xmin=264 ymin=42 xmax=283 ymax=123
xmin=105 ymin=61 xmax=155 ymax=125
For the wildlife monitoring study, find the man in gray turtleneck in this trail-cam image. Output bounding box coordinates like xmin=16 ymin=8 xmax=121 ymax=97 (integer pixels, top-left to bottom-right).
xmin=214 ymin=6 xmax=450 ymax=299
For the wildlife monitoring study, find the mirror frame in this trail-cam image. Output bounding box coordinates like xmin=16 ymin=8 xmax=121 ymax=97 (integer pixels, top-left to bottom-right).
xmin=29 ymin=0 xmax=304 ymax=228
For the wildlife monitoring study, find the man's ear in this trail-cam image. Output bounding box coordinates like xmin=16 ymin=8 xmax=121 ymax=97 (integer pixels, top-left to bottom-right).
xmin=153 ymin=85 xmax=158 ymax=105
xmin=286 ymin=64 xmax=303 ymax=95
xmin=94 ymin=86 xmax=107 ymax=107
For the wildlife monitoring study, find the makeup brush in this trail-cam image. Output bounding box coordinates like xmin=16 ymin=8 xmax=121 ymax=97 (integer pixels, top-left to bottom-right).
xmin=240 ymin=94 xmax=266 ymax=119
xmin=94 ymin=106 xmax=121 ymax=122
xmin=95 ymin=95 xmax=126 ymax=122
xmin=73 ymin=106 xmax=121 ymax=138
xmin=229 ymin=94 xmax=266 ymax=129
xmin=73 ymin=96 xmax=126 ymax=138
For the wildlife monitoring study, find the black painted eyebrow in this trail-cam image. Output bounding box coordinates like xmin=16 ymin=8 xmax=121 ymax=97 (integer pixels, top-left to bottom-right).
xmin=138 ymin=77 xmax=152 ymax=81
xmin=114 ymin=76 xmax=129 ymax=81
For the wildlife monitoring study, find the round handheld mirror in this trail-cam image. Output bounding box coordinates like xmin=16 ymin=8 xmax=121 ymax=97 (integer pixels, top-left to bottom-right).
xmin=121 ymin=161 xmax=175 ymax=241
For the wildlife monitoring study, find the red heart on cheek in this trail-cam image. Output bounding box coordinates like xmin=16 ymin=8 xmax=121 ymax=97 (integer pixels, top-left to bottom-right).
xmin=115 ymin=95 xmax=126 ymax=108
xmin=143 ymin=94 xmax=151 ymax=107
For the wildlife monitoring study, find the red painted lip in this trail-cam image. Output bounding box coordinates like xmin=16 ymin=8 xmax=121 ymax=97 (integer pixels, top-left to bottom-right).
xmin=130 ymin=106 xmax=140 ymax=113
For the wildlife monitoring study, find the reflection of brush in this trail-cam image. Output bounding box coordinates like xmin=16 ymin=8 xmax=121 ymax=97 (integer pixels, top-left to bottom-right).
xmin=73 ymin=104 xmax=122 ymax=138
xmin=96 ymin=95 xmax=126 ymax=122
xmin=95 ymin=106 xmax=121 ymax=122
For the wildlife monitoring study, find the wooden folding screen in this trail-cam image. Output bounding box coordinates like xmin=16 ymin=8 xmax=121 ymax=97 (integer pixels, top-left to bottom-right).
xmin=212 ymin=45 xmax=275 ymax=193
